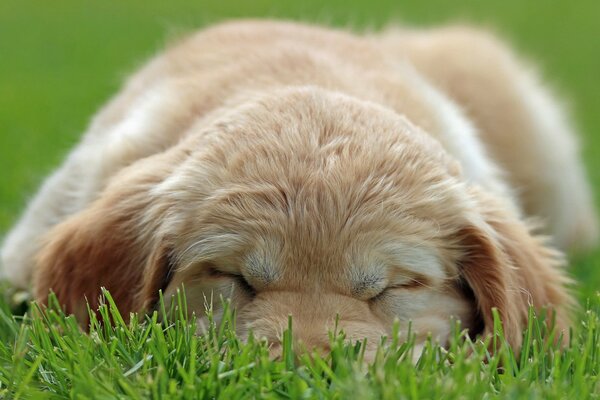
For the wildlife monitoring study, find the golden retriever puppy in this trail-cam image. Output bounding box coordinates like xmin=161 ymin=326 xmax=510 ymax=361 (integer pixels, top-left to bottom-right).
xmin=1 ymin=21 xmax=596 ymax=356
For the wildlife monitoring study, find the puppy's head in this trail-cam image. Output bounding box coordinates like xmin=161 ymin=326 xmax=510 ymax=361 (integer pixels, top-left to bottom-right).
xmin=35 ymin=87 xmax=572 ymax=356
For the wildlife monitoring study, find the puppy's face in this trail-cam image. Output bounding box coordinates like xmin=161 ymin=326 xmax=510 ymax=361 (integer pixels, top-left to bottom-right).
xmin=155 ymin=89 xmax=475 ymax=356
xmin=162 ymin=167 xmax=476 ymax=355
xmin=34 ymin=88 xmax=571 ymax=356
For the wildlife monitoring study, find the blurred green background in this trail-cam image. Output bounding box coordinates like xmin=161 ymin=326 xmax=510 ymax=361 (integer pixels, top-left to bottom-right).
xmin=1 ymin=0 xmax=598 ymax=292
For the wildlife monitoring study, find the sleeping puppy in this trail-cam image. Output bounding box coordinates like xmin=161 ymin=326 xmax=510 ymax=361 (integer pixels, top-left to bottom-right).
xmin=1 ymin=20 xmax=597 ymax=357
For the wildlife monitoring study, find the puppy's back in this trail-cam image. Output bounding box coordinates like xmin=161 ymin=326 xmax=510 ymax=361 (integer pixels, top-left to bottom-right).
xmin=378 ymin=25 xmax=598 ymax=250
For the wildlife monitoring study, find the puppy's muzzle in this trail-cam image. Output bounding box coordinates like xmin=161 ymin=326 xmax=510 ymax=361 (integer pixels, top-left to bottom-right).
xmin=236 ymin=291 xmax=387 ymax=359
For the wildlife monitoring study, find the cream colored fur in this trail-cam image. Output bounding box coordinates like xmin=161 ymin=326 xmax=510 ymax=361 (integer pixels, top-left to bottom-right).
xmin=1 ymin=20 xmax=596 ymax=356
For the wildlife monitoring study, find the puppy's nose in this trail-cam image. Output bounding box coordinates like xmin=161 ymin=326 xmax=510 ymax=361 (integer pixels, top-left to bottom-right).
xmin=267 ymin=338 xmax=331 ymax=360
xmin=239 ymin=291 xmax=387 ymax=359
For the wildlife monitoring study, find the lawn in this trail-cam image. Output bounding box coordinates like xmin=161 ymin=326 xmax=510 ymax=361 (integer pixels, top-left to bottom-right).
xmin=1 ymin=0 xmax=599 ymax=398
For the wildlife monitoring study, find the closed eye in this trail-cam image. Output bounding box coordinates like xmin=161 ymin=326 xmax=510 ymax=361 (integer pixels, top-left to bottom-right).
xmin=206 ymin=265 xmax=256 ymax=296
xmin=390 ymin=278 xmax=428 ymax=290
xmin=206 ymin=265 xmax=235 ymax=279
xmin=369 ymin=277 xmax=429 ymax=302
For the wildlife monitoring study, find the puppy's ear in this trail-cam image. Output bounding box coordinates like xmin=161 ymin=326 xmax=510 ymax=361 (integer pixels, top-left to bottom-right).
xmin=458 ymin=190 xmax=573 ymax=349
xmin=33 ymin=162 xmax=175 ymax=322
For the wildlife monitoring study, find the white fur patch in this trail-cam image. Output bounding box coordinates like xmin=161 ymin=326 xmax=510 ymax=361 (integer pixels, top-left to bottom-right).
xmin=382 ymin=241 xmax=445 ymax=281
xmin=106 ymin=87 xmax=167 ymax=144
xmin=512 ymin=68 xmax=597 ymax=247
xmin=401 ymin=63 xmax=511 ymax=199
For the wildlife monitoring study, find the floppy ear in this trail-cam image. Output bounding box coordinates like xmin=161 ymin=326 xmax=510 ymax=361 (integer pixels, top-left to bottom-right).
xmin=457 ymin=189 xmax=574 ymax=349
xmin=33 ymin=162 xmax=175 ymax=323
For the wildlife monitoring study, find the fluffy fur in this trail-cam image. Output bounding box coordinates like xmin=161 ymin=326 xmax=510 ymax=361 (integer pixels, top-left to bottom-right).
xmin=1 ymin=20 xmax=596 ymax=357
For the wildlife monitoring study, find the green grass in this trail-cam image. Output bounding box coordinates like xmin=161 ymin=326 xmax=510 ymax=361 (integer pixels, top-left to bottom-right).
xmin=1 ymin=0 xmax=599 ymax=398
xmin=1 ymin=290 xmax=598 ymax=399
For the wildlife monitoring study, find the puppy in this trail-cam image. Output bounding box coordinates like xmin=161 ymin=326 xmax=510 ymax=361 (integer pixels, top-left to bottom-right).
xmin=1 ymin=20 xmax=597 ymax=357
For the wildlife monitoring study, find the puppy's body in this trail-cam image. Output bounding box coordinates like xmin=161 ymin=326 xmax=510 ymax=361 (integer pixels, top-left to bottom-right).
xmin=1 ymin=21 xmax=596 ymax=354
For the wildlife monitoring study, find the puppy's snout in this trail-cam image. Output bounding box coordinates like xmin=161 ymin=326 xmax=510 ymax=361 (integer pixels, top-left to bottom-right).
xmin=238 ymin=291 xmax=387 ymax=359
xmin=267 ymin=340 xmax=331 ymax=361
